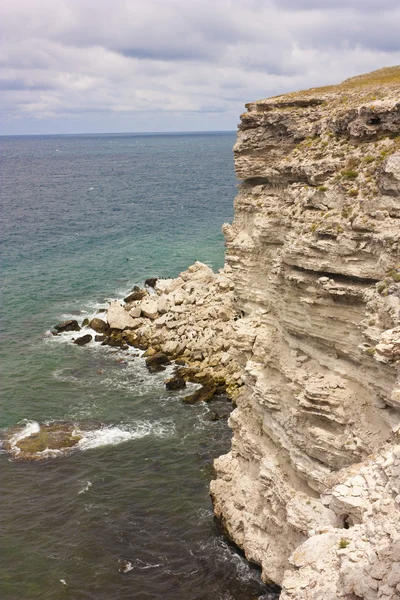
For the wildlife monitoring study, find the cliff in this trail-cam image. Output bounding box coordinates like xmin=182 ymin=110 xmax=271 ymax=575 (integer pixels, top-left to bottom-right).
xmin=46 ymin=66 xmax=400 ymax=598
xmin=210 ymin=67 xmax=400 ymax=599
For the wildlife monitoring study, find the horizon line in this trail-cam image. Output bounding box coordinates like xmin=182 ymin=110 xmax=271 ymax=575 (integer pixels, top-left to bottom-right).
xmin=0 ymin=129 xmax=237 ymax=138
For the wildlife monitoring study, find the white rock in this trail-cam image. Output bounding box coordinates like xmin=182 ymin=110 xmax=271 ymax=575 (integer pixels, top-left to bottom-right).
xmin=140 ymin=300 xmax=158 ymax=320
xmin=107 ymin=302 xmax=136 ymax=330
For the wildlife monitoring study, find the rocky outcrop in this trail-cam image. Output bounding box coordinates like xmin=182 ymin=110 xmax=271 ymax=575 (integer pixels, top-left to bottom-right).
xmin=103 ymin=261 xmax=243 ymax=396
xmin=210 ymin=67 xmax=400 ymax=598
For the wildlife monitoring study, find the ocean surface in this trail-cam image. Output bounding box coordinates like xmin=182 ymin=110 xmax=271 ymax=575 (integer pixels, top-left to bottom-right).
xmin=0 ymin=132 xmax=279 ymax=600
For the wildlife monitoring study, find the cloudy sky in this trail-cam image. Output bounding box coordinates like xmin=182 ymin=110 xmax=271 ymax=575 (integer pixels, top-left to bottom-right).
xmin=1 ymin=0 xmax=399 ymax=135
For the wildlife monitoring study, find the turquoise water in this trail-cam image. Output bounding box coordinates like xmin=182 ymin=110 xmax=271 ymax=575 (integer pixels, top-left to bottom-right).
xmin=0 ymin=133 xmax=279 ymax=599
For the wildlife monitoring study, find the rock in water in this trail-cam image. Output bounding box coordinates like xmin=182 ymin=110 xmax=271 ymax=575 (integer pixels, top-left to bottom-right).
xmin=89 ymin=317 xmax=109 ymax=333
xmin=182 ymin=382 xmax=217 ymax=404
xmin=145 ymin=352 xmax=171 ymax=373
xmin=165 ymin=376 xmax=186 ymax=390
xmin=1 ymin=422 xmax=82 ymax=460
xmin=73 ymin=334 xmax=92 ymax=346
xmin=144 ymin=277 xmax=158 ymax=288
xmin=54 ymin=319 xmax=80 ymax=332
xmin=124 ymin=289 xmax=147 ymax=303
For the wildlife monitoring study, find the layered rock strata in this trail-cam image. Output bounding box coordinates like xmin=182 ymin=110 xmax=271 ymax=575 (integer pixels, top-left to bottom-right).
xmin=210 ymin=67 xmax=400 ymax=599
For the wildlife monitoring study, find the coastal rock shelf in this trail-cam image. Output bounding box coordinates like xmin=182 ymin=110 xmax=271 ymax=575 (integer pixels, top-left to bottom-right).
xmin=208 ymin=67 xmax=400 ymax=599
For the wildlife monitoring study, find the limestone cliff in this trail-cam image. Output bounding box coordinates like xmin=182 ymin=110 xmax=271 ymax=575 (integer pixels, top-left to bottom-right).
xmin=210 ymin=67 xmax=400 ymax=599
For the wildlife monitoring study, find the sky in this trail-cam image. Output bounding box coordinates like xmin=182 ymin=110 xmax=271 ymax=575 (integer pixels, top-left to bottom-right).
xmin=1 ymin=0 xmax=399 ymax=135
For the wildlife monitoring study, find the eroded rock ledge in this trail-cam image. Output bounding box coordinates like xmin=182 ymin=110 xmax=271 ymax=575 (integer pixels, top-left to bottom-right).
xmin=209 ymin=67 xmax=400 ymax=599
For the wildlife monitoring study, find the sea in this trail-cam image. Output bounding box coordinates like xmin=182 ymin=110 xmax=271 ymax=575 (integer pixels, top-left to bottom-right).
xmin=0 ymin=132 xmax=279 ymax=600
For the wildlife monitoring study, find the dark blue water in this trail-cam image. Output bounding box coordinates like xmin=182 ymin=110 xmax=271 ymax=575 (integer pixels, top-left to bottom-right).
xmin=0 ymin=132 xmax=278 ymax=600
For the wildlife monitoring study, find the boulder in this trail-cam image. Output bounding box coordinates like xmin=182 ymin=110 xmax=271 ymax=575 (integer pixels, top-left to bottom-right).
xmin=89 ymin=318 xmax=110 ymax=333
xmin=95 ymin=335 xmax=106 ymax=342
xmin=54 ymin=319 xmax=80 ymax=333
xmin=102 ymin=331 xmax=127 ymax=347
xmin=157 ymin=295 xmax=169 ymax=314
xmin=145 ymin=277 xmax=158 ymax=288
xmin=182 ymin=381 xmax=217 ymax=404
xmin=122 ymin=331 xmax=146 ymax=349
xmin=124 ymin=289 xmax=147 ymax=303
xmin=82 ymin=318 xmax=89 ymax=327
xmin=107 ymin=302 xmax=136 ymax=330
xmin=145 ymin=352 xmax=171 ymax=373
xmin=141 ymin=300 xmax=158 ymax=320
xmin=142 ymin=347 xmax=157 ymax=357
xmin=129 ymin=305 xmax=142 ymax=318
xmin=174 ymin=366 xmax=200 ymax=383
xmin=165 ymin=376 xmax=186 ymax=391
xmin=73 ymin=334 xmax=92 ymax=346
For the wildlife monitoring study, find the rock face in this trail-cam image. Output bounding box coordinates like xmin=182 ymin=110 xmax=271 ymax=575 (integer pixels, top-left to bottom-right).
xmin=210 ymin=67 xmax=400 ymax=598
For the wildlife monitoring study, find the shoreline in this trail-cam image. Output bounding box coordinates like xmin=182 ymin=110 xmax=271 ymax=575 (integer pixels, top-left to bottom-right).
xmin=58 ymin=260 xmax=246 ymax=403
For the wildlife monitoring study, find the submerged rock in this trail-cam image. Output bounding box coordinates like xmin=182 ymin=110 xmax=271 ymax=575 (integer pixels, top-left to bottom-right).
xmin=54 ymin=319 xmax=80 ymax=333
xmin=1 ymin=422 xmax=82 ymax=460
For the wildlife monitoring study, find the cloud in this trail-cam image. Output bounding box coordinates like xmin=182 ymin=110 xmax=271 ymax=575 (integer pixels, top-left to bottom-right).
xmin=0 ymin=0 xmax=399 ymax=134
xmin=276 ymin=0 xmax=399 ymax=10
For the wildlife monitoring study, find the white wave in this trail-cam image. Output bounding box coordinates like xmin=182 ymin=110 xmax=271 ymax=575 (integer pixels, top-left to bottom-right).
xmin=135 ymin=561 xmax=162 ymax=570
xmin=77 ymin=420 xmax=175 ymax=451
xmin=8 ymin=420 xmax=40 ymax=449
xmin=119 ymin=561 xmax=133 ymax=573
xmin=78 ymin=481 xmax=92 ymax=495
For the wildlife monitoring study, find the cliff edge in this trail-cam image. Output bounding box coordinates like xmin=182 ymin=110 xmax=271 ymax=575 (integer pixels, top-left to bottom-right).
xmin=210 ymin=67 xmax=400 ymax=599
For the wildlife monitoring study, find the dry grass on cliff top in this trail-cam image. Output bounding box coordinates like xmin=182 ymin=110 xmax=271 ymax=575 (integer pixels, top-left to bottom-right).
xmin=261 ymin=66 xmax=400 ymax=105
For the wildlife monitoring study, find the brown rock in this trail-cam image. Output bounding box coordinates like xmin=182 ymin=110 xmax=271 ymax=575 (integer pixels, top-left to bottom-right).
xmin=54 ymin=319 xmax=80 ymax=333
xmin=182 ymin=382 xmax=217 ymax=404
xmin=145 ymin=277 xmax=158 ymax=288
xmin=73 ymin=334 xmax=92 ymax=346
xmin=142 ymin=347 xmax=157 ymax=357
xmin=145 ymin=352 xmax=171 ymax=373
xmin=124 ymin=289 xmax=147 ymax=303
xmin=89 ymin=318 xmax=110 ymax=333
xmin=165 ymin=376 xmax=186 ymax=390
